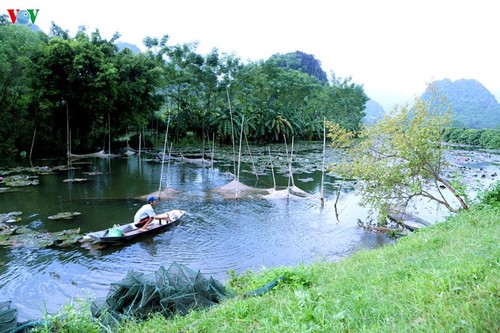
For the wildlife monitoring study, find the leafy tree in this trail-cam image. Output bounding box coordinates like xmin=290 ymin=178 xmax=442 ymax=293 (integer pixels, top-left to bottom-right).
xmin=0 ymin=24 xmax=46 ymax=158
xmin=112 ymin=49 xmax=164 ymax=136
xmin=34 ymin=31 xmax=120 ymax=153
xmin=325 ymin=75 xmax=368 ymax=131
xmin=329 ymin=91 xmax=469 ymax=222
xmin=479 ymin=129 xmax=500 ymax=149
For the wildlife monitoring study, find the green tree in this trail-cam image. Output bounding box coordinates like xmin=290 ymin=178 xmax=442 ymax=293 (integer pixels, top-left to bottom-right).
xmin=329 ymin=92 xmax=469 ymax=221
xmin=0 ymin=24 xmax=46 ymax=158
xmin=35 ymin=31 xmax=119 ymax=153
xmin=112 ymin=48 xmax=164 ymax=136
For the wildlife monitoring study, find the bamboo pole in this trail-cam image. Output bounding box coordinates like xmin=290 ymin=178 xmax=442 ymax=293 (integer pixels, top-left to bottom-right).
xmin=226 ymin=86 xmax=236 ymax=178
xmin=268 ymin=147 xmax=276 ymax=190
xmin=138 ymin=133 xmax=142 ymax=157
xmin=66 ymin=101 xmax=70 ymax=158
xmin=157 ymin=116 xmax=171 ymax=201
xmin=321 ymin=118 xmax=326 ymax=206
xmin=29 ymin=129 xmax=36 ymax=161
xmin=235 ymin=115 xmax=245 ymax=199
xmin=108 ymin=113 xmax=111 ymax=155
xmin=211 ymin=132 xmax=215 ymax=171
xmin=283 ymin=134 xmax=290 ymax=201
xmin=167 ymin=142 xmax=173 ymax=188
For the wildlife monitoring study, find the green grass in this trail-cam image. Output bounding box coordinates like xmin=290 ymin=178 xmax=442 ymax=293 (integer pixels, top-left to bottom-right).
xmin=34 ymin=205 xmax=500 ymax=333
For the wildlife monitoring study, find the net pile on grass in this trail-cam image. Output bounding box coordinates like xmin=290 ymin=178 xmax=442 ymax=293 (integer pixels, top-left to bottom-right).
xmin=0 ymin=301 xmax=17 ymax=333
xmin=91 ymin=262 xmax=232 ymax=321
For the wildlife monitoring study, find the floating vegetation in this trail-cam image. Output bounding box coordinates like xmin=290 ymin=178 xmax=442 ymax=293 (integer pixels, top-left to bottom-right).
xmin=0 ymin=165 xmax=81 ymax=177
xmin=3 ymin=175 xmax=39 ymax=187
xmin=82 ymin=171 xmax=107 ymax=176
xmin=0 ymin=212 xmax=22 ymax=223
xmin=48 ymin=212 xmax=82 ymax=220
xmin=0 ymin=211 xmax=83 ymax=248
xmin=63 ymin=178 xmax=89 ymax=183
xmin=0 ymin=226 xmax=82 ymax=249
xmin=0 ymin=224 xmax=15 ymax=236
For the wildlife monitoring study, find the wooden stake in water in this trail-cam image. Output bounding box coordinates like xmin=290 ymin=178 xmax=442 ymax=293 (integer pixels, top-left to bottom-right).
xmin=158 ymin=116 xmax=171 ymax=201
xmin=235 ymin=115 xmax=245 ymax=199
xmin=226 ymin=86 xmax=236 ymax=178
xmin=269 ymin=147 xmax=276 ymax=190
xmin=321 ymin=118 xmax=326 ymax=207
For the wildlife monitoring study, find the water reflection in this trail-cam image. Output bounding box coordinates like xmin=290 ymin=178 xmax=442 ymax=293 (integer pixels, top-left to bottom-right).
xmin=0 ymin=145 xmax=391 ymax=321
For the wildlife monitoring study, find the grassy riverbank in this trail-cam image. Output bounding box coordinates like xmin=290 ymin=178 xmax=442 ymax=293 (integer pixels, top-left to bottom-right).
xmin=33 ymin=203 xmax=499 ymax=332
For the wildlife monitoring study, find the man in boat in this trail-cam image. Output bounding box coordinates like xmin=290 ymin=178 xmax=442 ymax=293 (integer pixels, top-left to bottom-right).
xmin=134 ymin=196 xmax=165 ymax=231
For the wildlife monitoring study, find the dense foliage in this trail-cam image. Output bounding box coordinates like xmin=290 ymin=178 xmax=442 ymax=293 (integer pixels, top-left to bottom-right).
xmin=0 ymin=21 xmax=368 ymax=159
xmin=443 ymin=127 xmax=500 ymax=149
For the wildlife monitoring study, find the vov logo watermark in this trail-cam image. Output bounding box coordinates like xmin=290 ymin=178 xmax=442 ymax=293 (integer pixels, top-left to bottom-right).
xmin=6 ymin=9 xmax=39 ymax=25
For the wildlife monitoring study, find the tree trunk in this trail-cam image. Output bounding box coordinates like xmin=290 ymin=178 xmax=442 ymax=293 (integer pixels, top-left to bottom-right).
xmin=436 ymin=176 xmax=469 ymax=210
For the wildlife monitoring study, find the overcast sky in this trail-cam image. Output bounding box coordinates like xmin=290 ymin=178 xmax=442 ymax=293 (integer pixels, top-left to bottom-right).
xmin=9 ymin=0 xmax=500 ymax=110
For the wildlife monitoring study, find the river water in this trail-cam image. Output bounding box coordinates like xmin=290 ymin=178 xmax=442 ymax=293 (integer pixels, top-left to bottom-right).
xmin=4 ymin=143 xmax=496 ymax=322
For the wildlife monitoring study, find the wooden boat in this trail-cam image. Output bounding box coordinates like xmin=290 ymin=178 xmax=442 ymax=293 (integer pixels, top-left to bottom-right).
xmin=84 ymin=209 xmax=186 ymax=245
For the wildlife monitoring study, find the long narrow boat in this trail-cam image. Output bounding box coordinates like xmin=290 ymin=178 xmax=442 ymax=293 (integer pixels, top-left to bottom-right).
xmin=83 ymin=209 xmax=186 ymax=245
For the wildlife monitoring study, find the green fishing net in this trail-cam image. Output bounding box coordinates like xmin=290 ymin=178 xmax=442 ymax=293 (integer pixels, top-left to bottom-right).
xmin=91 ymin=262 xmax=232 ymax=321
xmin=0 ymin=301 xmax=17 ymax=333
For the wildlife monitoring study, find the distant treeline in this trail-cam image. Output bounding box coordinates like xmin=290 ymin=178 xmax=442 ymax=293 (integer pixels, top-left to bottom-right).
xmin=0 ymin=19 xmax=368 ymax=160
xmin=443 ymin=128 xmax=500 ymax=149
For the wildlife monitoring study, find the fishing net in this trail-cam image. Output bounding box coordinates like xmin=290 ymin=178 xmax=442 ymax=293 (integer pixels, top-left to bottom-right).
xmin=211 ymin=179 xmax=272 ymax=199
xmin=69 ymin=150 xmax=120 ymax=160
xmin=137 ymin=188 xmax=181 ymax=201
xmin=91 ymin=262 xmax=232 ymax=322
xmin=262 ymin=187 xmax=308 ymax=200
xmin=0 ymin=301 xmax=17 ymax=333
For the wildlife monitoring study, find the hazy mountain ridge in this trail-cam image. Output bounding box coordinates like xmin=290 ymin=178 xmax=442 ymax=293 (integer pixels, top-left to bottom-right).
xmin=116 ymin=41 xmax=141 ymax=54
xmin=363 ymin=100 xmax=386 ymax=124
xmin=421 ymin=78 xmax=500 ymax=129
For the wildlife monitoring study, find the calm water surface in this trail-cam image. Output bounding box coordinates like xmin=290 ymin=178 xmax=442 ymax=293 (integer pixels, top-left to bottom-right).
xmin=0 ymin=144 xmax=390 ymax=321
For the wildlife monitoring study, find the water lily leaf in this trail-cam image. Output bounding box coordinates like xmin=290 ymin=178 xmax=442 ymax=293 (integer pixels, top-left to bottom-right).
xmin=8 ymin=212 xmax=22 ymax=217
xmin=51 ymin=228 xmax=81 ymax=241
xmin=63 ymin=178 xmax=88 ymax=183
xmin=13 ymin=226 xmax=33 ymax=235
xmin=48 ymin=212 xmax=82 ymax=220
xmin=57 ymin=235 xmax=82 ymax=247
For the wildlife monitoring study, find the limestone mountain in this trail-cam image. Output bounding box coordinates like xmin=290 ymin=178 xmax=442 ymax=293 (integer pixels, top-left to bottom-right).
xmin=116 ymin=42 xmax=141 ymax=54
xmin=421 ymin=79 xmax=500 ymax=129
xmin=268 ymin=51 xmax=328 ymax=84
xmin=363 ymin=99 xmax=386 ymax=124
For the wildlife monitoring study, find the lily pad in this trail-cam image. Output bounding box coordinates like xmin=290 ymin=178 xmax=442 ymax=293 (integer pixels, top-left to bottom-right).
xmin=0 ymin=227 xmax=82 ymax=249
xmin=82 ymin=171 xmax=107 ymax=176
xmin=48 ymin=212 xmax=82 ymax=220
xmin=3 ymin=175 xmax=39 ymax=187
xmin=58 ymin=234 xmax=82 ymax=247
xmin=0 ymin=224 xmax=16 ymax=235
xmin=51 ymin=228 xmax=81 ymax=240
xmin=63 ymin=178 xmax=88 ymax=183
xmin=0 ymin=212 xmax=22 ymax=223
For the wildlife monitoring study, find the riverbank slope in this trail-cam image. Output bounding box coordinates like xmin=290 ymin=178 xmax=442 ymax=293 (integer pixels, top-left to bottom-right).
xmin=113 ymin=205 xmax=499 ymax=332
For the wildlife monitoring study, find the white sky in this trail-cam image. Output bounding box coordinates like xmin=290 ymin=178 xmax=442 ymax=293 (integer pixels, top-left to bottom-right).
xmin=9 ymin=0 xmax=500 ymax=111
